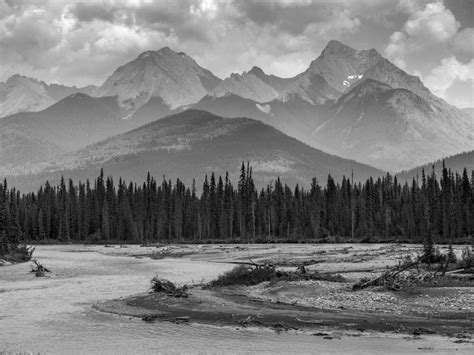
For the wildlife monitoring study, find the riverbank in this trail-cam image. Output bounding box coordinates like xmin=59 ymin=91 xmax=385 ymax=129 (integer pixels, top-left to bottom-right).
xmin=95 ymin=243 xmax=473 ymax=349
xmin=96 ymin=283 xmax=473 ymax=337
xmin=2 ymin=244 xmax=473 ymax=354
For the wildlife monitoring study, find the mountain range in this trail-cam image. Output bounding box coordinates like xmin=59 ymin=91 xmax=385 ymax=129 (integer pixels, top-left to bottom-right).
xmin=6 ymin=110 xmax=382 ymax=191
xmin=0 ymin=40 xmax=472 ymax=191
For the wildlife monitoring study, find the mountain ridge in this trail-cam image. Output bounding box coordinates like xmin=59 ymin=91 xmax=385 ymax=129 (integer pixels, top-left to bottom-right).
xmin=5 ymin=110 xmax=384 ymax=192
xmin=1 ymin=40 xmax=472 ymax=178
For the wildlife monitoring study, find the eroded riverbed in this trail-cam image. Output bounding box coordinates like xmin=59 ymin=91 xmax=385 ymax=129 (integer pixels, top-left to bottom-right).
xmin=0 ymin=244 xmax=472 ymax=354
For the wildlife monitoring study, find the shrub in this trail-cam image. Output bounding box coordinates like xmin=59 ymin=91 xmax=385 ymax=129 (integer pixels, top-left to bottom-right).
xmin=1 ymin=244 xmax=35 ymax=263
xmin=150 ymin=276 xmax=188 ymax=297
xmin=209 ymin=264 xmax=347 ymax=287
xmin=459 ymin=246 xmax=473 ymax=269
xmin=210 ymin=265 xmax=276 ymax=287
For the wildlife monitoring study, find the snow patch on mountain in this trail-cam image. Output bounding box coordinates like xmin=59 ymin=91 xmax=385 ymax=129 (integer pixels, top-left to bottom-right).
xmin=343 ymin=74 xmax=363 ymax=87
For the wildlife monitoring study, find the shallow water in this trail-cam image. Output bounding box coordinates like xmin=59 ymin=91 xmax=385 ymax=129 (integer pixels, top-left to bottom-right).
xmin=0 ymin=245 xmax=470 ymax=354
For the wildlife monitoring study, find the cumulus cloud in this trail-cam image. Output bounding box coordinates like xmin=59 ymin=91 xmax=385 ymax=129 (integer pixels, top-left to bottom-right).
xmin=385 ymin=1 xmax=460 ymax=67
xmin=424 ymin=56 xmax=473 ymax=98
xmin=450 ymin=27 xmax=474 ymax=58
xmin=0 ymin=0 xmax=470 ymax=109
xmin=384 ymin=1 xmax=472 ymax=107
xmin=0 ymin=0 xmax=371 ymax=85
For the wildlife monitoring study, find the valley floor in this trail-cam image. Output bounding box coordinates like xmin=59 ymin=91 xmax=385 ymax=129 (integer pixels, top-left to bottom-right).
xmin=95 ymin=243 xmax=473 ymax=351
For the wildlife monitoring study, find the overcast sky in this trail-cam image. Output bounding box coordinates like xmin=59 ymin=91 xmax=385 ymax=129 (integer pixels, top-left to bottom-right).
xmin=0 ymin=0 xmax=472 ymax=108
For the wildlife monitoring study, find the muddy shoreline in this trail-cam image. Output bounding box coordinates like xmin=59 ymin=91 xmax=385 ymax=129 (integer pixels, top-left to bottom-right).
xmin=92 ymin=243 xmax=473 ymax=348
xmin=95 ymin=284 xmax=473 ymax=339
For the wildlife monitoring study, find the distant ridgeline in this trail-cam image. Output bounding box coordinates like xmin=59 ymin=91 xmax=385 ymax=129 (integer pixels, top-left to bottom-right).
xmin=0 ymin=163 xmax=473 ymax=245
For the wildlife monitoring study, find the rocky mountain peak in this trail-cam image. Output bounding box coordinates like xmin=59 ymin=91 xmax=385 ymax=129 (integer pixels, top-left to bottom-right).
xmin=248 ymin=66 xmax=266 ymax=78
xmin=321 ymin=40 xmax=357 ymax=55
xmin=96 ymin=47 xmax=220 ymax=110
xmin=5 ymin=74 xmax=40 ymax=87
xmin=211 ymin=69 xmax=279 ymax=103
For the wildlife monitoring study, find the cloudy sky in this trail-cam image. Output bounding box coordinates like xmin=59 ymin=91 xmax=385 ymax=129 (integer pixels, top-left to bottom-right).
xmin=0 ymin=0 xmax=472 ymax=108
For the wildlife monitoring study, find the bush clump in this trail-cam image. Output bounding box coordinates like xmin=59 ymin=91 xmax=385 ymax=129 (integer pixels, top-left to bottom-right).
xmin=459 ymin=247 xmax=473 ymax=269
xmin=210 ymin=265 xmax=276 ymax=287
xmin=1 ymin=244 xmax=35 ymax=264
xmin=150 ymin=276 xmax=188 ymax=297
xmin=209 ymin=264 xmax=346 ymax=287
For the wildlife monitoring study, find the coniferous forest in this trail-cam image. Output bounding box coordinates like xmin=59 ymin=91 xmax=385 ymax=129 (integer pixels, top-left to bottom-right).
xmin=1 ymin=163 xmax=473 ymax=252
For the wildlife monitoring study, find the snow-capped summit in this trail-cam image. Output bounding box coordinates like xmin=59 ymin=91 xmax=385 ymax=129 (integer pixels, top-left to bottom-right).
xmin=96 ymin=47 xmax=221 ymax=110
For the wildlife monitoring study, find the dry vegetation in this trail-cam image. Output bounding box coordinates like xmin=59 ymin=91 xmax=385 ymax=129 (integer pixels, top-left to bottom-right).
xmin=150 ymin=276 xmax=189 ymax=298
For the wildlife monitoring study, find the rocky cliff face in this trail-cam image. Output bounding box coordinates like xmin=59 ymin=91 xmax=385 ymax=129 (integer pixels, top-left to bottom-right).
xmin=96 ymin=47 xmax=221 ymax=110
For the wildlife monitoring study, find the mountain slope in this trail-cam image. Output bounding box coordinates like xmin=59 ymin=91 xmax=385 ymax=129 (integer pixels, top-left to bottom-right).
xmin=96 ymin=47 xmax=221 ymax=110
xmin=0 ymin=93 xmax=174 ymax=169
xmin=6 ymin=110 xmax=383 ymax=192
xmin=462 ymin=108 xmax=474 ymax=118
xmin=397 ymin=150 xmax=474 ymax=182
xmin=199 ymin=40 xmax=473 ymax=171
xmin=2 ymin=40 xmax=471 ymax=176
xmin=0 ymin=74 xmax=96 ymax=118
xmin=309 ymin=78 xmax=473 ymax=171
xmin=210 ymin=71 xmax=280 ymax=103
xmin=191 ymin=93 xmax=330 ymax=147
xmin=300 ymin=40 xmax=431 ymax=100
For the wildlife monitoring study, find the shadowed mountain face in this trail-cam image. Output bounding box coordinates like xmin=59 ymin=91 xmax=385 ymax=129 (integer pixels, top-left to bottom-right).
xmin=0 ymin=93 xmax=173 ymax=169
xmin=192 ymin=79 xmax=473 ymax=172
xmin=191 ymin=93 xmax=330 ymax=150
xmin=95 ymin=47 xmax=221 ymax=110
xmin=6 ymin=110 xmax=383 ymax=192
xmin=309 ymin=79 xmax=473 ymax=172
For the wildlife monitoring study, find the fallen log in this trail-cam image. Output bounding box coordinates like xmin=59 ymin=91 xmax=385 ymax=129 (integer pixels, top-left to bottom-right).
xmin=30 ymin=259 xmax=51 ymax=277
xmin=353 ymin=256 xmax=429 ymax=291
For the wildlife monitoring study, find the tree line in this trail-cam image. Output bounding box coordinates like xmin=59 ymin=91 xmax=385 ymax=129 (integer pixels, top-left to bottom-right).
xmin=1 ymin=163 xmax=473 ymax=252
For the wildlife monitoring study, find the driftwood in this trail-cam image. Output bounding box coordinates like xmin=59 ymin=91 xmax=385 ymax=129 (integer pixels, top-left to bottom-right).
xmin=445 ymin=268 xmax=470 ymax=274
xmin=353 ymin=256 xmax=429 ymax=291
xmin=150 ymin=276 xmax=188 ymax=297
xmin=30 ymin=259 xmax=51 ymax=277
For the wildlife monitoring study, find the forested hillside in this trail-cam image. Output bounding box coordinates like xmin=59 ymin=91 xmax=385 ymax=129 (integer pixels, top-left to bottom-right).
xmin=1 ymin=163 xmax=472 ymax=248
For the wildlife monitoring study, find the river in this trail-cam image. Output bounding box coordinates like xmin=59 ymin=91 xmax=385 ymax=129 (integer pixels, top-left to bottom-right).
xmin=0 ymin=245 xmax=470 ymax=354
